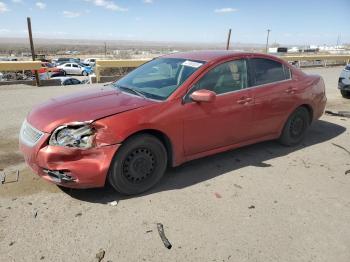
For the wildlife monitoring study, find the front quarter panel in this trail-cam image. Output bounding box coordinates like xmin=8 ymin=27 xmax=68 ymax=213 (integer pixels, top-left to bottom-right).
xmin=93 ymin=100 xmax=185 ymax=166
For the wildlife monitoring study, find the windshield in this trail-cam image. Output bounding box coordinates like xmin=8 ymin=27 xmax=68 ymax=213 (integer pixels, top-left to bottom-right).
xmin=112 ymin=58 xmax=205 ymax=101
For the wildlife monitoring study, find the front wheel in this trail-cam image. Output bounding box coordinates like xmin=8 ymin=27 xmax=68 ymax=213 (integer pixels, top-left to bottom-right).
xmin=340 ymin=90 xmax=350 ymax=99
xmin=108 ymin=134 xmax=167 ymax=195
xmin=279 ymin=107 xmax=310 ymax=146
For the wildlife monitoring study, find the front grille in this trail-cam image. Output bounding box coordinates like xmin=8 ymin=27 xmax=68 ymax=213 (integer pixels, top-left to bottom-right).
xmin=20 ymin=120 xmax=44 ymax=147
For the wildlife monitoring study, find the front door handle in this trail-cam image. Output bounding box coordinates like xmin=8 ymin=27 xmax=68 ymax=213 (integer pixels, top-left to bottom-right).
xmin=237 ymin=97 xmax=252 ymax=105
xmin=237 ymin=98 xmax=246 ymax=104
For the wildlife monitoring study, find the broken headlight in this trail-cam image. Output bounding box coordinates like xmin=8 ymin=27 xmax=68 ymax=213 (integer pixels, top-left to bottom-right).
xmin=49 ymin=123 xmax=95 ymax=149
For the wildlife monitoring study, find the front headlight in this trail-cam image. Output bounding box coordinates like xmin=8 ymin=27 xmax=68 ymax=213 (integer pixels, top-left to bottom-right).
xmin=49 ymin=122 xmax=95 ymax=149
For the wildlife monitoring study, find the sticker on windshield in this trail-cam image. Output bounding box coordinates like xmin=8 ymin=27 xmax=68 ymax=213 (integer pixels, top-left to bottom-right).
xmin=182 ymin=60 xmax=203 ymax=68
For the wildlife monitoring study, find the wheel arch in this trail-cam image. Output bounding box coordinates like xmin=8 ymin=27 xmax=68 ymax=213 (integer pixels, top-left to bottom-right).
xmin=123 ymin=129 xmax=174 ymax=167
xmin=299 ymin=104 xmax=314 ymax=124
xmin=278 ymin=103 xmax=314 ymax=136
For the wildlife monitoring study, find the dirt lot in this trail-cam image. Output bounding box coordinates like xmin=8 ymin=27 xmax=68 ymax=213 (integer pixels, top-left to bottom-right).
xmin=0 ymin=67 xmax=349 ymax=262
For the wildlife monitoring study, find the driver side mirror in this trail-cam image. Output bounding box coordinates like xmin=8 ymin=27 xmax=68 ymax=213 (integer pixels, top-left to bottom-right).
xmin=190 ymin=89 xmax=216 ymax=103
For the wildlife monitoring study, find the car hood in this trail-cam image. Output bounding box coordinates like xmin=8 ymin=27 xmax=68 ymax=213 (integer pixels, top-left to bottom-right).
xmin=27 ymin=86 xmax=155 ymax=133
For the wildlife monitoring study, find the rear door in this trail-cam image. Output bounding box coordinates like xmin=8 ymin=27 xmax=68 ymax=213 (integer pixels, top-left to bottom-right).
xmin=182 ymin=59 xmax=254 ymax=156
xmin=248 ymin=57 xmax=295 ymax=137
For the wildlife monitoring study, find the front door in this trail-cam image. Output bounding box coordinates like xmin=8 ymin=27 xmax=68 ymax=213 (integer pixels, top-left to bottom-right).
xmin=182 ymin=59 xmax=254 ymax=156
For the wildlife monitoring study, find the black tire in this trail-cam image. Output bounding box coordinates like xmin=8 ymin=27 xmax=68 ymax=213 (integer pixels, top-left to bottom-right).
xmin=340 ymin=90 xmax=350 ymax=99
xmin=82 ymin=71 xmax=88 ymax=76
xmin=62 ymin=70 xmax=66 ymax=76
xmin=108 ymin=134 xmax=167 ymax=195
xmin=279 ymin=107 xmax=310 ymax=146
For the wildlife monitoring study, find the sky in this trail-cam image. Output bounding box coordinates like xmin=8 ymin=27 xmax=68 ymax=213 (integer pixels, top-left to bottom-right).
xmin=0 ymin=0 xmax=349 ymax=45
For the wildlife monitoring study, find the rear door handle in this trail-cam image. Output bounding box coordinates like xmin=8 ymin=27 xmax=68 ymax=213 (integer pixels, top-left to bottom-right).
xmin=245 ymin=97 xmax=253 ymax=103
xmin=285 ymin=87 xmax=297 ymax=94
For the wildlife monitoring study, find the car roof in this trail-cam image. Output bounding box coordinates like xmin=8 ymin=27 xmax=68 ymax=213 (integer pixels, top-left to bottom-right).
xmin=161 ymin=50 xmax=278 ymax=62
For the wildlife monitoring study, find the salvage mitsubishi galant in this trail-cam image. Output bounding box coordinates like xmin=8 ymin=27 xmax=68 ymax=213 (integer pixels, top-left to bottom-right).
xmin=19 ymin=51 xmax=327 ymax=195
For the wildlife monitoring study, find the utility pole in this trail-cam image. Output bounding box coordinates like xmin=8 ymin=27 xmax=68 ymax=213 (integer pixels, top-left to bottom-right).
xmin=265 ymin=29 xmax=271 ymax=53
xmin=226 ymin=29 xmax=232 ymax=50
xmin=27 ymin=17 xmax=40 ymax=86
xmin=104 ymin=42 xmax=107 ymax=57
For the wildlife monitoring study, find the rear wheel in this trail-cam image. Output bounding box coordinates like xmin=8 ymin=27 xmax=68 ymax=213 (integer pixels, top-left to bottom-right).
xmin=279 ymin=107 xmax=310 ymax=146
xmin=82 ymin=71 xmax=88 ymax=76
xmin=108 ymin=134 xmax=167 ymax=195
xmin=340 ymin=89 xmax=350 ymax=99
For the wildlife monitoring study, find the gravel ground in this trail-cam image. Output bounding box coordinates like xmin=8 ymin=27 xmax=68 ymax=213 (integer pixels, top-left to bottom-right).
xmin=0 ymin=67 xmax=349 ymax=262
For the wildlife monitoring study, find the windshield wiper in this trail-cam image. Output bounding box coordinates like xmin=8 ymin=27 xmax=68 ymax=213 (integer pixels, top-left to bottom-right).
xmin=114 ymin=84 xmax=147 ymax=99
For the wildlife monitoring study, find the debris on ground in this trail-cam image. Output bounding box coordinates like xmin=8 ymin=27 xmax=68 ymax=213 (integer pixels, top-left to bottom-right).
xmin=345 ymin=170 xmax=350 ymax=175
xmin=214 ymin=192 xmax=222 ymax=198
xmin=325 ymin=110 xmax=350 ymax=118
xmin=108 ymin=200 xmax=118 ymax=206
xmin=9 ymin=241 xmax=15 ymax=246
xmin=332 ymin=143 xmax=350 ymax=155
xmin=234 ymin=184 xmax=242 ymax=189
xmin=156 ymin=223 xmax=172 ymax=250
xmin=34 ymin=210 xmax=38 ymax=218
xmin=0 ymin=170 xmax=19 ymax=184
xmin=95 ymin=249 xmax=105 ymax=262
xmin=256 ymin=162 xmax=272 ymax=167
xmin=248 ymin=205 xmax=255 ymax=209
xmin=145 ymin=230 xmax=153 ymax=234
xmin=75 ymin=212 xmax=82 ymax=217
xmin=0 ymin=172 xmax=4 ymax=184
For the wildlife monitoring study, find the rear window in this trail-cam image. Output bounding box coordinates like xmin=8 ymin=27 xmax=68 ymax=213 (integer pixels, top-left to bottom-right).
xmin=251 ymin=58 xmax=291 ymax=86
xmin=345 ymin=65 xmax=350 ymax=71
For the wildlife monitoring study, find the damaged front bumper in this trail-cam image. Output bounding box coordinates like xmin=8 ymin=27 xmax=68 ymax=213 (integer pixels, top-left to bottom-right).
xmin=19 ymin=130 xmax=120 ymax=189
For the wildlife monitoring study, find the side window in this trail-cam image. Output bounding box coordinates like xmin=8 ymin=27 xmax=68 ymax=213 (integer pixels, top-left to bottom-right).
xmin=251 ymin=58 xmax=290 ymax=86
xmin=72 ymin=64 xmax=79 ymax=68
xmin=132 ymin=61 xmax=178 ymax=84
xmin=191 ymin=59 xmax=248 ymax=95
xmin=65 ymin=64 xmax=71 ymax=67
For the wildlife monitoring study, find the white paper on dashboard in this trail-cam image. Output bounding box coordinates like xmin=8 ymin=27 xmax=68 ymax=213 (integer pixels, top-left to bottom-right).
xmin=181 ymin=60 xmax=203 ymax=68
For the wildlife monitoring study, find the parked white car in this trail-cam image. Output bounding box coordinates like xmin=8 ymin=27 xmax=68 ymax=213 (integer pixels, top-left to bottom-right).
xmin=83 ymin=58 xmax=96 ymax=67
xmin=57 ymin=63 xmax=92 ymax=76
xmin=338 ymin=64 xmax=350 ymax=98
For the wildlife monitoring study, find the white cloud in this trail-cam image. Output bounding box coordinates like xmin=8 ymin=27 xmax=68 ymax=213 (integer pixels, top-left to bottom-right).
xmin=88 ymin=0 xmax=127 ymax=11
xmin=63 ymin=11 xmax=81 ymax=18
xmin=12 ymin=0 xmax=22 ymax=3
xmin=35 ymin=2 xmax=46 ymax=9
xmin=0 ymin=2 xmax=9 ymax=13
xmin=143 ymin=0 xmax=153 ymax=4
xmin=214 ymin=7 xmax=238 ymax=13
xmin=0 ymin=28 xmax=10 ymax=33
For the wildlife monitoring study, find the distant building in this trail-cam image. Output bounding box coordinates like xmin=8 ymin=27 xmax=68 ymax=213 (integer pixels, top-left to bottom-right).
xmin=268 ymin=47 xmax=288 ymax=54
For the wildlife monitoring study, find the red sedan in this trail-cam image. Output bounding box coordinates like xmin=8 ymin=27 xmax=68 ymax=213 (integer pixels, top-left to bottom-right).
xmin=19 ymin=51 xmax=327 ymax=195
